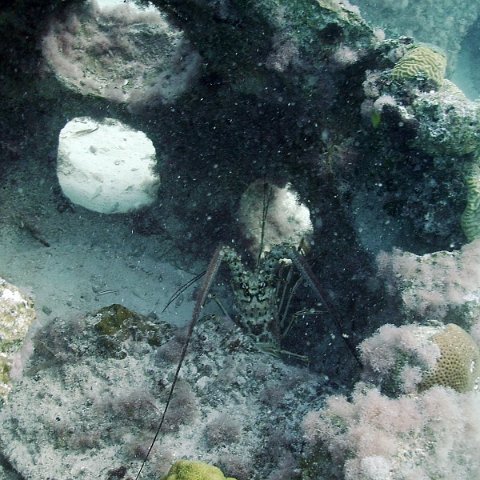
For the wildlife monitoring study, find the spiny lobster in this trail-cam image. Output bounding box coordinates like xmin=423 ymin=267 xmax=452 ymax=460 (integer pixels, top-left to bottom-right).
xmin=135 ymin=238 xmax=361 ymax=478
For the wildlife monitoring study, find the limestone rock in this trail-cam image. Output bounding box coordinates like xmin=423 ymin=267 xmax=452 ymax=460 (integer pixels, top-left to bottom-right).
xmin=0 ymin=277 xmax=36 ymax=401
xmin=42 ymin=1 xmax=200 ymax=107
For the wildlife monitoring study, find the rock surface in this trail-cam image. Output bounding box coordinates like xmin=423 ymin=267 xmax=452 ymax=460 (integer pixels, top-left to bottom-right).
xmin=0 ymin=304 xmax=328 ymax=480
xmin=42 ymin=1 xmax=200 ymax=107
xmin=0 ymin=278 xmax=36 ymax=401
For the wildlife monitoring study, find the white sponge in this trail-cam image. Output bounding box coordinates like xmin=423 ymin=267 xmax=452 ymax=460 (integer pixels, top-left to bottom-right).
xmin=57 ymin=117 xmax=160 ymax=213
xmin=238 ymin=180 xmax=313 ymax=257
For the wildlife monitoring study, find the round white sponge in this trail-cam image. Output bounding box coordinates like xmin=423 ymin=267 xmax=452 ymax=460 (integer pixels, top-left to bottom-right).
xmin=238 ymin=180 xmax=313 ymax=257
xmin=57 ymin=117 xmax=160 ymax=214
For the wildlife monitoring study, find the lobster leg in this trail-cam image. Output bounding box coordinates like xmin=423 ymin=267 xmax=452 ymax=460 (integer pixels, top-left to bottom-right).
xmin=135 ymin=245 xmax=224 ymax=479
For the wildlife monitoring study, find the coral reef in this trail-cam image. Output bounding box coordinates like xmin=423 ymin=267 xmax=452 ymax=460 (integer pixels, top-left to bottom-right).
xmin=302 ymin=321 xmax=480 ymax=479
xmin=359 ymin=322 xmax=480 ymax=395
xmin=376 ymin=241 xmax=480 ymax=324
xmin=2 ymin=0 xmax=480 ymax=479
xmin=302 ymin=384 xmax=480 ymax=480
xmin=359 ymin=323 xmax=441 ymax=396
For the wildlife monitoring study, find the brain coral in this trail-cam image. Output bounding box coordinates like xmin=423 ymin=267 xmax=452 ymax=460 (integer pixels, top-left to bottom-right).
xmin=462 ymin=161 xmax=480 ymax=241
xmin=420 ymin=323 xmax=480 ymax=393
xmin=359 ymin=322 xmax=480 ymax=395
xmin=391 ymin=45 xmax=446 ymax=86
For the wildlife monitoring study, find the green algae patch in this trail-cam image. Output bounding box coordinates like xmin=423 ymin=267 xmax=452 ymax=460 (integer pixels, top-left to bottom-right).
xmin=93 ymin=304 xmax=171 ymax=357
xmin=94 ymin=304 xmax=137 ymax=336
xmin=162 ymin=460 xmax=237 ymax=480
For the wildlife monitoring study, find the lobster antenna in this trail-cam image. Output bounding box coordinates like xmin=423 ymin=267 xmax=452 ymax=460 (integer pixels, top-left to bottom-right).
xmin=257 ymin=181 xmax=272 ymax=266
xmin=135 ymin=246 xmax=224 ymax=479
xmin=161 ymin=270 xmax=206 ymax=313
xmin=289 ymin=248 xmax=362 ymax=367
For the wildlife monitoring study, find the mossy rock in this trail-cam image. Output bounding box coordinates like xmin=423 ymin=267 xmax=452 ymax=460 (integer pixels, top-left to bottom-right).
xmin=161 ymin=460 xmax=237 ymax=480
xmin=93 ymin=304 xmax=171 ymax=357
xmin=412 ymin=80 xmax=480 ymax=157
